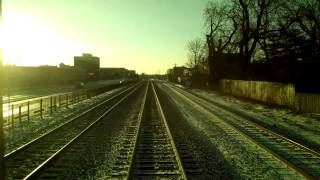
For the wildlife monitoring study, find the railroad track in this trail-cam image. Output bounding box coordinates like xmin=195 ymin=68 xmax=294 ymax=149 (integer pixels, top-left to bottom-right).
xmin=4 ymin=83 xmax=136 ymax=153
xmin=162 ymin=83 xmax=320 ymax=180
xmin=4 ymin=82 xmax=143 ymax=180
xmin=110 ymin=81 xmax=187 ymax=179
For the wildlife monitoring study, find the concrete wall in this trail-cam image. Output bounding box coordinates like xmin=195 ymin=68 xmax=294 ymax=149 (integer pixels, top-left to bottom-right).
xmin=220 ymin=79 xmax=320 ymax=113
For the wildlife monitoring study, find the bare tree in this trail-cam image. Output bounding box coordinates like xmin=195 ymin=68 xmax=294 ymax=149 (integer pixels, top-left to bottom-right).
xmin=186 ymin=38 xmax=206 ymax=73
xmin=256 ymin=0 xmax=281 ymax=64
xmin=232 ymin=0 xmax=273 ymax=75
xmin=277 ymin=0 xmax=320 ymax=62
xmin=197 ymin=0 xmax=319 ymax=83
xmin=204 ymin=1 xmax=237 ymax=86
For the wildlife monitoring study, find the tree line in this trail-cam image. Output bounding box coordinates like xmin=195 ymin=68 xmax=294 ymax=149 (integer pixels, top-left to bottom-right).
xmin=186 ymin=0 xmax=320 ymax=90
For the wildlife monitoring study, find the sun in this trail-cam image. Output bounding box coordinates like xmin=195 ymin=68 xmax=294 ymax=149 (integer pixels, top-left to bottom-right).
xmin=0 ymin=10 xmax=86 ymax=66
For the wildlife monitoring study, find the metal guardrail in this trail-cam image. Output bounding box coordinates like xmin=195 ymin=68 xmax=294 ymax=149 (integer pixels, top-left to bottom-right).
xmin=2 ymin=81 xmax=134 ymax=128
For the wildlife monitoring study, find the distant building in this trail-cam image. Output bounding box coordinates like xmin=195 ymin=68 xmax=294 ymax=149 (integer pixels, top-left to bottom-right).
xmin=59 ymin=63 xmax=73 ymax=69
xmin=39 ymin=65 xmax=57 ymax=68
xmin=74 ymin=53 xmax=100 ymax=80
xmin=167 ymin=66 xmax=192 ymax=84
xmin=128 ymin=70 xmax=137 ymax=78
xmin=100 ymin=67 xmax=136 ymax=80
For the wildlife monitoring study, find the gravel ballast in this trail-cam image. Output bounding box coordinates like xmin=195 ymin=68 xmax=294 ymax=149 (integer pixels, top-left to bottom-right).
xmin=157 ymin=82 xmax=305 ymax=179
xmin=189 ymin=86 xmax=320 ymax=151
xmin=4 ymin=85 xmax=130 ymax=154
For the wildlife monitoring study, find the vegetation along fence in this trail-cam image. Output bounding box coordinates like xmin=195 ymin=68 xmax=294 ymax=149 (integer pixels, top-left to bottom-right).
xmin=220 ymin=79 xmax=320 ymax=113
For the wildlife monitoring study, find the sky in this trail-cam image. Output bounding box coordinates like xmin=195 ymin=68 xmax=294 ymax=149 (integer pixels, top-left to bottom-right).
xmin=1 ymin=0 xmax=209 ymax=74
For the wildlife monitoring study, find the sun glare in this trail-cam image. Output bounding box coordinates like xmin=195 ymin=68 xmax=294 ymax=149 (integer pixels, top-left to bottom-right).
xmin=0 ymin=10 xmax=86 ymax=66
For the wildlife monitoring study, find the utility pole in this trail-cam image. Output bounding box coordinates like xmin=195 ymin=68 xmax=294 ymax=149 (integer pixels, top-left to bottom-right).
xmin=0 ymin=0 xmax=5 ymax=179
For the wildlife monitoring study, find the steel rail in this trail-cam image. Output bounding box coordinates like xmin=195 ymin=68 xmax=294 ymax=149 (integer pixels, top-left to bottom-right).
xmin=164 ymin=83 xmax=319 ymax=180
xmin=2 ymin=83 xmax=134 ymax=129
xmin=2 ymin=80 xmax=128 ymax=105
xmin=4 ymin=82 xmax=141 ymax=159
xmin=110 ymin=81 xmax=187 ymax=179
xmin=178 ymin=84 xmax=319 ymax=155
xmin=170 ymin=83 xmax=320 ymax=158
xmin=126 ymin=81 xmax=149 ymax=179
xmin=151 ymin=81 xmax=187 ymax=180
xmin=22 ymin=81 xmax=143 ymax=180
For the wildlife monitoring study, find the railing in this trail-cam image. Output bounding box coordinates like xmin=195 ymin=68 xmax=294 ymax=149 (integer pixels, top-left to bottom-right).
xmin=2 ymin=82 xmax=133 ymax=128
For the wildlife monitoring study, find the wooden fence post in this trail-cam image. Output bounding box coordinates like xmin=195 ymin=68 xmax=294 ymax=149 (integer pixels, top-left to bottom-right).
xmin=50 ymin=96 xmax=53 ymax=114
xmin=54 ymin=96 xmax=57 ymax=111
xmin=87 ymin=90 xmax=90 ymax=99
xmin=59 ymin=95 xmax=61 ymax=108
xmin=27 ymin=101 xmax=30 ymax=123
xmin=66 ymin=95 xmax=69 ymax=108
xmin=19 ymin=106 xmax=21 ymax=125
xmin=40 ymin=99 xmax=43 ymax=118
xmin=11 ymin=104 xmax=14 ymax=128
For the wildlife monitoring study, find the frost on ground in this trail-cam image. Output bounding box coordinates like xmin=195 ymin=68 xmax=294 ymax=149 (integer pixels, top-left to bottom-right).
xmin=159 ymin=83 xmax=305 ymax=179
xmin=4 ymin=85 xmax=128 ymax=154
xmin=44 ymin=86 xmax=144 ymax=179
xmin=184 ymin=87 xmax=320 ymax=150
